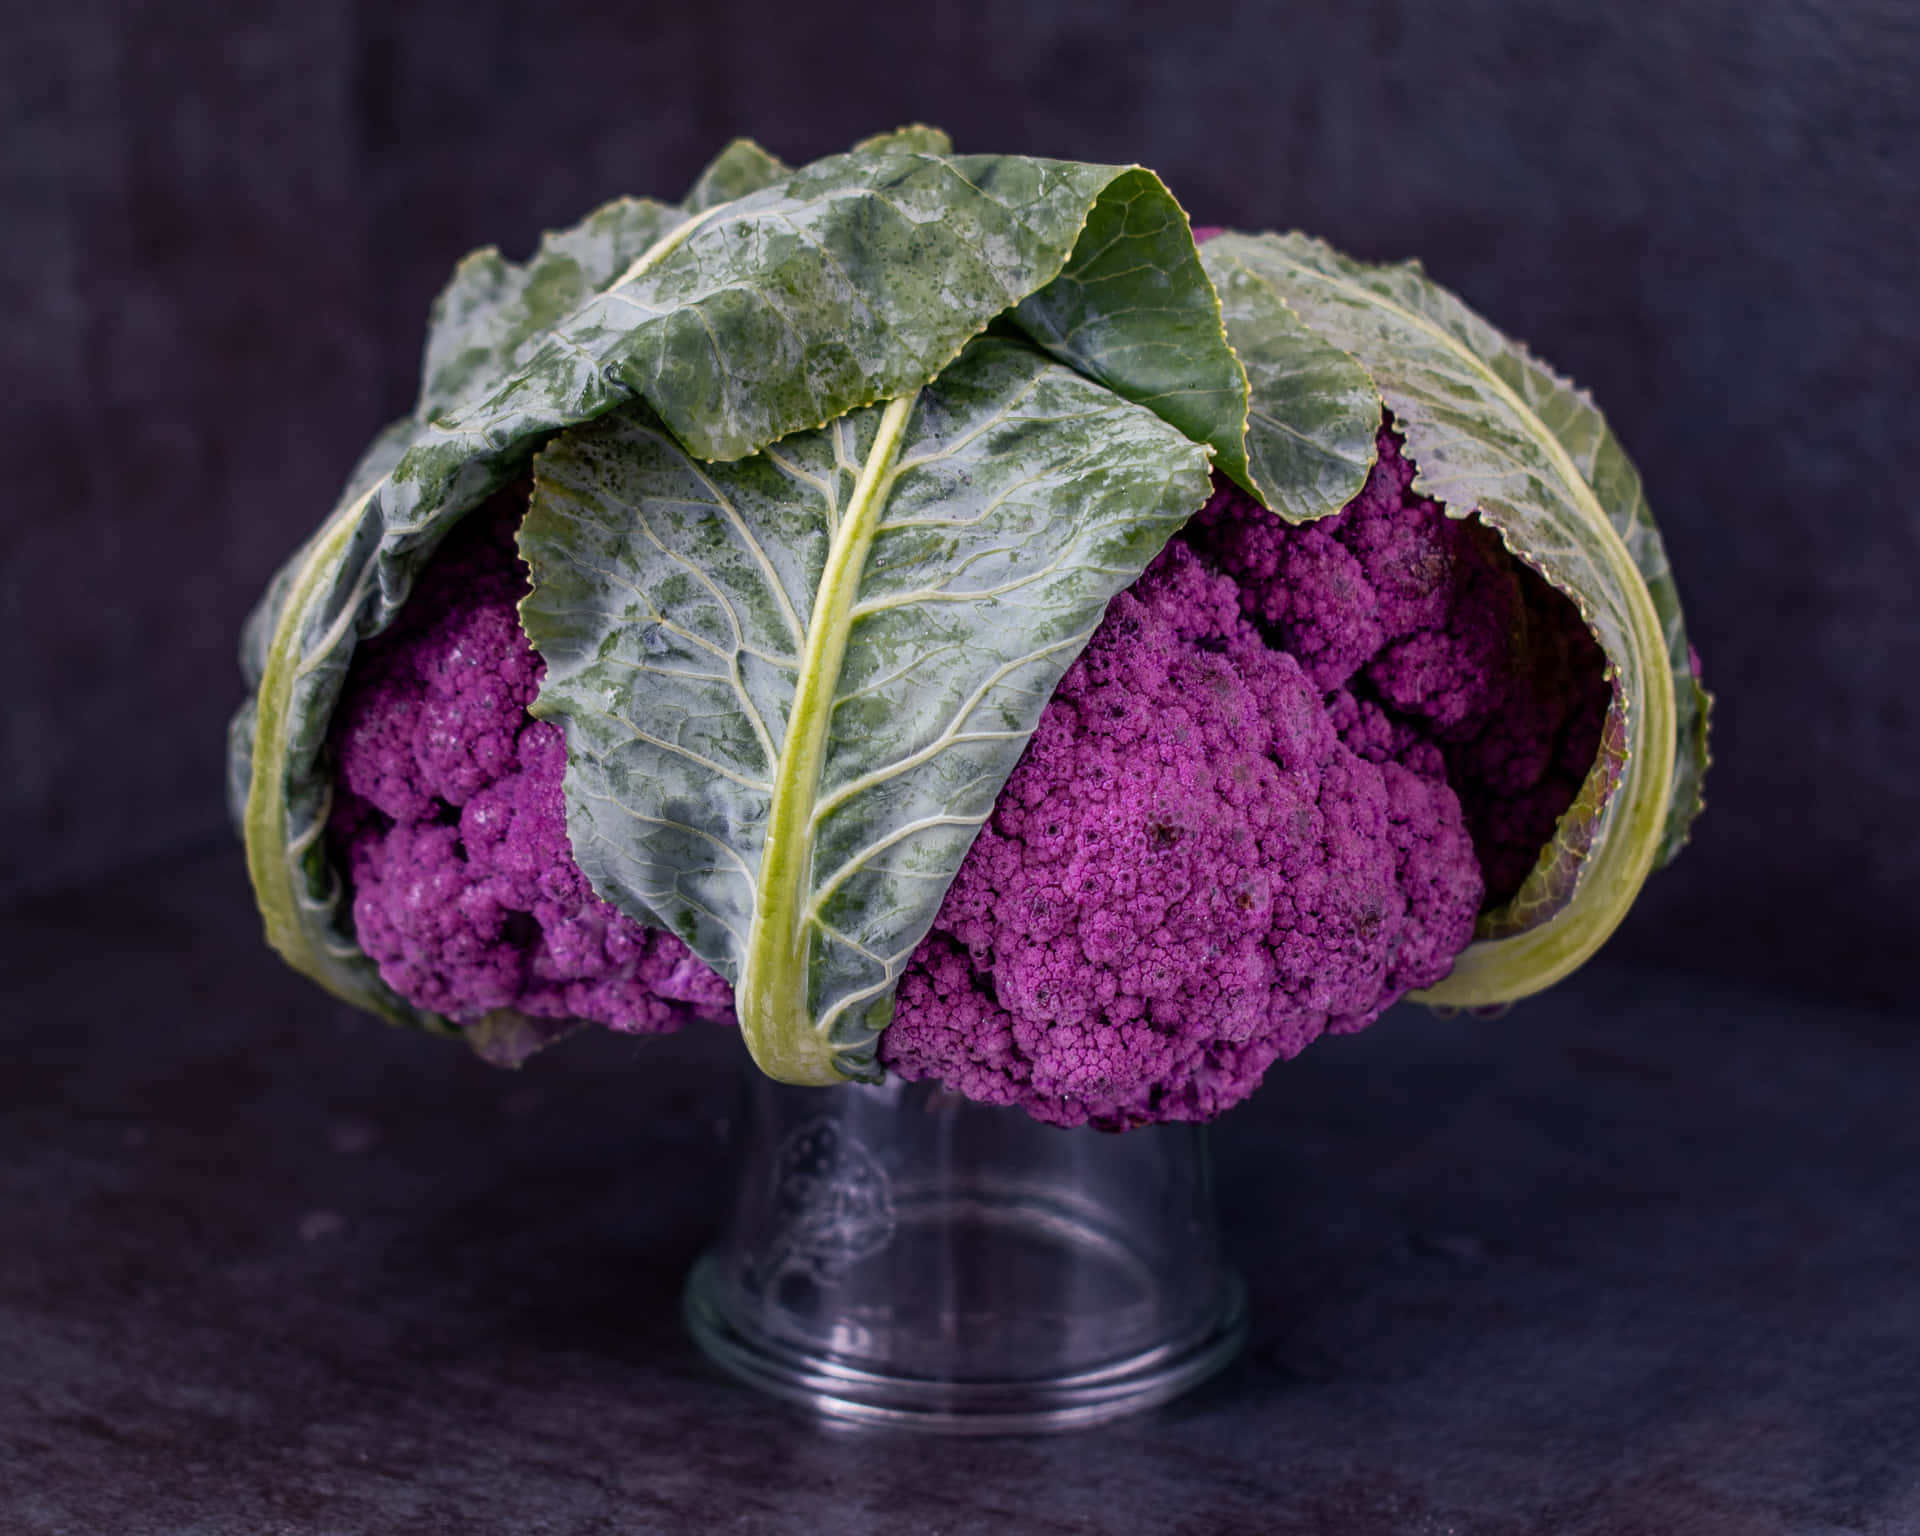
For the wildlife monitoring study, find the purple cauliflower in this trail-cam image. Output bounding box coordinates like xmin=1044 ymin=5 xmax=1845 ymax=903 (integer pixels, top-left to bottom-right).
xmin=326 ymin=423 xmax=1607 ymax=1123
xmin=1182 ymin=428 xmax=1611 ymax=907
xmin=880 ymin=535 xmax=1481 ymax=1127
xmin=328 ymin=493 xmax=733 ymax=1057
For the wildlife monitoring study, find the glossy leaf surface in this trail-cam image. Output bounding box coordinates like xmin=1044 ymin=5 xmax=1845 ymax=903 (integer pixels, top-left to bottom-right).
xmin=1198 ymin=239 xmax=1381 ymax=522
xmin=519 ymin=338 xmax=1213 ymax=1082
xmin=578 ymin=144 xmax=1249 ymax=465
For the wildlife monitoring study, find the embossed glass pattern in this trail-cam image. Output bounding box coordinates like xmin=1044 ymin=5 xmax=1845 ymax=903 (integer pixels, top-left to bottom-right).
xmin=683 ymin=1073 xmax=1248 ymax=1433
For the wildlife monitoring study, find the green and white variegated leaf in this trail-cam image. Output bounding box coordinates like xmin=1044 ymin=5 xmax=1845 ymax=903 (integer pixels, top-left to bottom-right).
xmin=418 ymin=196 xmax=688 ymax=423
xmin=573 ymin=142 xmax=1251 ymax=466
xmin=682 ymin=138 xmax=790 ymax=214
xmin=1197 ymin=239 xmax=1382 ymax=521
xmin=517 ymin=337 xmax=1214 ymax=1085
xmin=1204 ymin=232 xmax=1703 ymax=1003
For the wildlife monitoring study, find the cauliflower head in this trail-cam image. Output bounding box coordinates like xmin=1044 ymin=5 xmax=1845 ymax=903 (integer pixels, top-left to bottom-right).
xmin=327 ymin=424 xmax=1606 ymax=1122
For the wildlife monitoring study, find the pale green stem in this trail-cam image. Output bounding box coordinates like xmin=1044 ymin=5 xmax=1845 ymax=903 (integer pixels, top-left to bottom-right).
xmin=610 ymin=203 xmax=726 ymax=291
xmin=737 ymin=391 xmax=919 ymax=1084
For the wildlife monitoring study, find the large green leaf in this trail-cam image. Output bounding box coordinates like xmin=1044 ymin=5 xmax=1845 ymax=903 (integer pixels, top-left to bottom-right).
xmin=1495 ymin=345 xmax=1713 ymax=868
xmin=1204 ymin=232 xmax=1706 ymax=1003
xmin=518 ymin=337 xmax=1214 ymax=1084
xmin=572 ymin=143 xmax=1251 ymax=466
xmin=1011 ymin=169 xmax=1257 ymax=498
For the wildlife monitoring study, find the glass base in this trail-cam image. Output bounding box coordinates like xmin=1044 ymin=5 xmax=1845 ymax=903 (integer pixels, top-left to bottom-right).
xmin=685 ymin=1255 xmax=1247 ymax=1434
xmin=683 ymin=1078 xmax=1250 ymax=1434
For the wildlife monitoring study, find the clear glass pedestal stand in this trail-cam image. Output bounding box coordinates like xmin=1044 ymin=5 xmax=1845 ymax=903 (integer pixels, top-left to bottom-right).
xmin=683 ymin=1072 xmax=1248 ymax=1434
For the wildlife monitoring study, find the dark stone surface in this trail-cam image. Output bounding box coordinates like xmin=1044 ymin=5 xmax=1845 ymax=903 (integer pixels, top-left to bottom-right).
xmin=4 ymin=0 xmax=1919 ymax=1008
xmin=5 ymin=847 xmax=1919 ymax=1534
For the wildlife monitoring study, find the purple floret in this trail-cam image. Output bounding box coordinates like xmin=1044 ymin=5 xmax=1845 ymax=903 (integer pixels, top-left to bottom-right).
xmin=327 ymin=420 xmax=1607 ymax=1125
xmin=327 ymin=490 xmax=734 ymax=1050
xmin=1183 ymin=428 xmax=1609 ymax=904
xmin=884 ymin=426 xmax=1609 ymax=1125
xmin=880 ymin=516 xmax=1484 ymax=1128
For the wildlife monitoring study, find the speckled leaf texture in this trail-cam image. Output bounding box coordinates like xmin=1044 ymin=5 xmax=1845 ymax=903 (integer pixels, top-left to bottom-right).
xmin=681 ymin=138 xmax=791 ymax=215
xmin=418 ymin=197 xmax=690 ymax=425
xmin=231 ymin=135 xmax=1253 ymax=1035
xmin=579 ymin=142 xmax=1248 ymax=465
xmin=519 ymin=337 xmax=1214 ymax=1083
xmin=1204 ymin=233 xmax=1707 ymax=1003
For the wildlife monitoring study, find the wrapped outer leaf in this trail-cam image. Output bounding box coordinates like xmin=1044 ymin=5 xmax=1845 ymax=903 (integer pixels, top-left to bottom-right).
xmin=1009 ymin=170 xmax=1258 ymax=500
xmin=233 ymin=192 xmax=693 ymax=1027
xmin=1499 ymin=348 xmax=1713 ymax=868
xmin=1203 ymin=233 xmax=1708 ymax=1003
xmin=1197 ymin=241 xmax=1381 ymax=521
xmin=232 ymin=133 xmax=1268 ymax=1031
xmin=518 ymin=338 xmax=1215 ymax=1084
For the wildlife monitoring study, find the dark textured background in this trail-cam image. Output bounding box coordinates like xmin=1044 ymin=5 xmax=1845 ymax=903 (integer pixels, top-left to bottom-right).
xmin=5 ymin=0 xmax=1917 ymax=1003
xmin=6 ymin=8 xmax=1920 ymax=1531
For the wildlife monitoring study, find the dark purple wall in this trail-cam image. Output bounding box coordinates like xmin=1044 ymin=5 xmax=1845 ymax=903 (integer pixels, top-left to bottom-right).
xmin=5 ymin=0 xmax=1916 ymax=1005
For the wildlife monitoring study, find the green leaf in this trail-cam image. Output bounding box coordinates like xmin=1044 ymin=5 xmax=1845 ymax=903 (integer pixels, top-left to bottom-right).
xmin=1006 ymin=170 xmax=1258 ymax=491
xmin=518 ymin=337 xmax=1214 ymax=1084
xmin=238 ymin=471 xmax=446 ymax=1028
xmin=1197 ymin=239 xmax=1382 ymax=521
xmin=238 ymin=416 xmax=415 ymax=695
xmin=681 ymin=138 xmax=790 ymax=214
xmin=417 ymin=196 xmax=686 ymax=423
xmin=850 ymin=124 xmax=954 ymax=157
xmin=1203 ymin=232 xmax=1706 ymax=1002
xmin=579 ymin=144 xmax=1248 ymax=464
xmin=1494 ymin=344 xmax=1713 ymax=867
xmin=236 ymin=197 xmax=695 ymax=1031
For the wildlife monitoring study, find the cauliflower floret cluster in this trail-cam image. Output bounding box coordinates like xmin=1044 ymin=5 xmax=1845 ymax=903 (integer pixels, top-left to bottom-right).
xmin=1182 ymin=428 xmax=1611 ymax=906
xmin=883 ymin=427 xmax=1608 ymax=1126
xmin=326 ymin=423 xmax=1608 ymax=1124
xmin=328 ymin=493 xmax=733 ymax=1050
xmin=881 ymin=537 xmax=1483 ymax=1127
